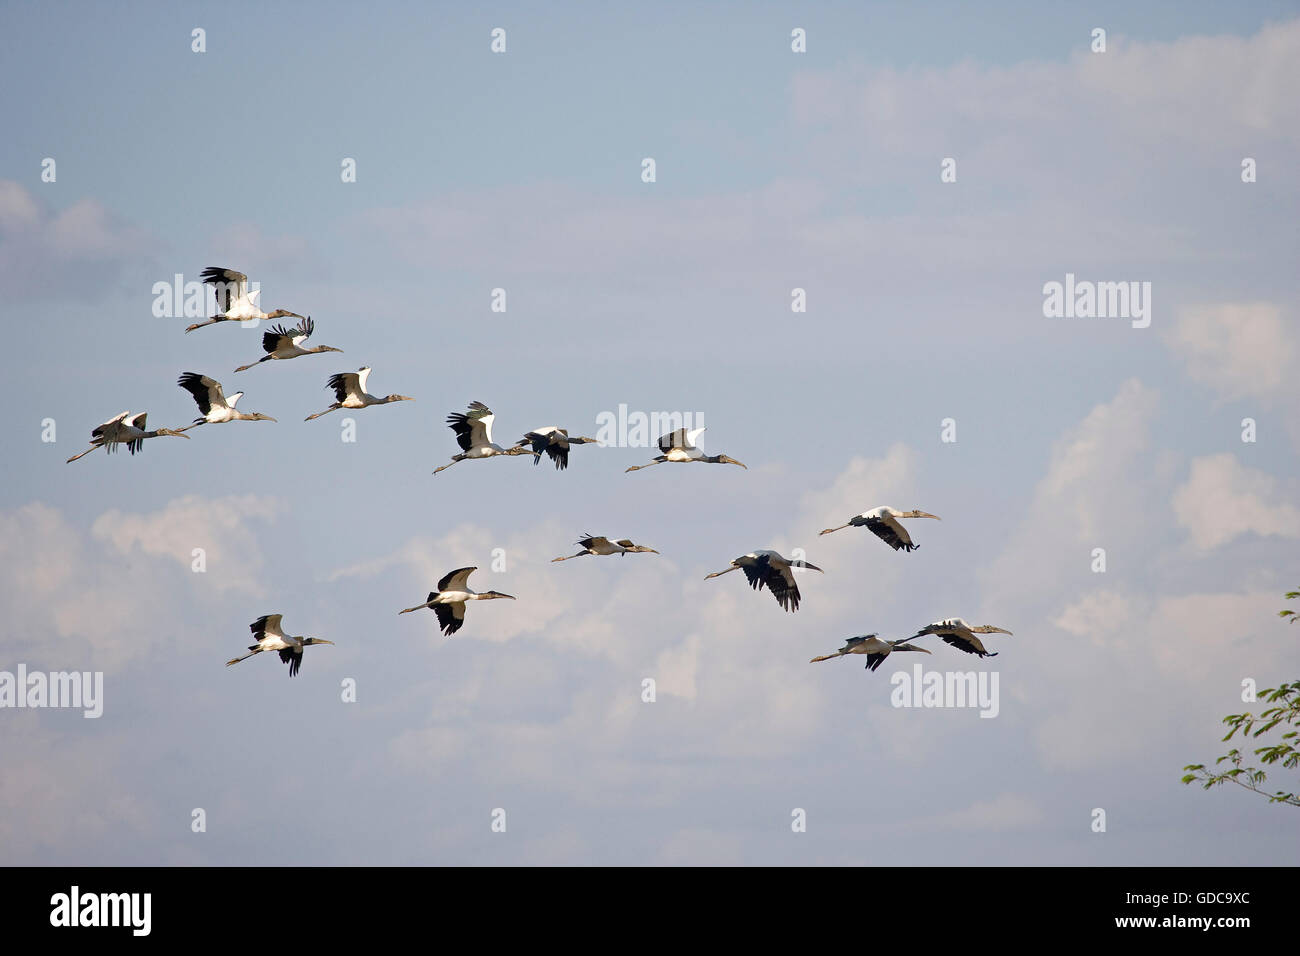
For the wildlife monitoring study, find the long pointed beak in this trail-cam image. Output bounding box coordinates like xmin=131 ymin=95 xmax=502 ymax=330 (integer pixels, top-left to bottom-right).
xmin=916 ymin=512 xmax=941 ymax=520
xmin=798 ymin=562 xmax=824 ymax=573
xmin=315 ymin=640 xmax=335 ymax=646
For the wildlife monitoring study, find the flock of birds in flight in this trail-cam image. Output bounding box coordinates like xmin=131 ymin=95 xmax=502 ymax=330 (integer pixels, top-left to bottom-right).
xmin=68 ymin=267 xmax=1014 ymax=677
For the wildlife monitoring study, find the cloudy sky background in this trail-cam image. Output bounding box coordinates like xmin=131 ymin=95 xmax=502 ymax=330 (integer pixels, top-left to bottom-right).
xmin=3 ymin=1 xmax=1298 ymax=864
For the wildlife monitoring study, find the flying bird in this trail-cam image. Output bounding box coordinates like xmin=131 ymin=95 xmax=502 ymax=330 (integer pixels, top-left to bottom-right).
xmin=704 ymin=549 xmax=821 ymax=612
xmin=910 ymin=618 xmax=1013 ymax=658
xmin=176 ymin=373 xmax=276 ymax=430
xmin=185 ymin=267 xmax=305 ymax=332
xmin=225 ymin=614 xmax=334 ymax=677
xmin=398 ymin=566 xmax=516 ymax=635
xmin=625 ymin=427 xmax=746 ymax=473
xmin=304 ymin=367 xmax=414 ymax=421
xmin=234 ymin=317 xmax=341 ymax=372
xmin=551 ymin=534 xmax=659 ymax=562
xmin=516 ymin=427 xmax=600 ymax=470
xmin=65 ymin=412 xmax=190 ymax=463
xmin=819 ymin=507 xmax=941 ymax=551
xmin=810 ymin=634 xmax=932 ymax=671
xmin=432 ymin=402 xmax=531 ymax=475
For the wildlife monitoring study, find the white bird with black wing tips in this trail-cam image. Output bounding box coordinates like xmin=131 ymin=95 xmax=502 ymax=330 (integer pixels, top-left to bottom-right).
xmin=516 ymin=426 xmax=600 ymax=471
xmin=551 ymin=534 xmax=659 ymax=562
xmin=432 ymin=402 xmax=532 ymax=475
xmin=625 ymin=427 xmax=746 ymax=473
xmin=185 ymin=266 xmax=305 ymax=332
xmin=704 ymin=549 xmax=821 ymax=612
xmin=176 ymin=373 xmax=277 ymax=430
xmin=819 ymin=506 xmax=941 ymax=551
xmin=810 ymin=634 xmax=931 ymax=671
xmin=65 ymin=412 xmax=190 ymax=463
xmin=225 ymin=614 xmax=334 ymax=677
xmin=234 ymin=317 xmax=342 ymax=372
xmin=909 ymin=618 xmax=1013 ymax=658
xmin=398 ymin=567 xmax=516 ymax=636
xmin=304 ymin=367 xmax=414 ymax=421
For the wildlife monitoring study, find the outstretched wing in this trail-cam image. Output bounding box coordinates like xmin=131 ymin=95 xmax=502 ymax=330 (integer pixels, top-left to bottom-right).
xmin=178 ymin=372 xmax=224 ymax=415
xmin=279 ymin=646 xmax=304 ymax=677
xmin=125 ymin=413 xmax=148 ymax=455
xmin=326 ymin=372 xmax=360 ymax=403
xmin=521 ymin=428 xmax=569 ymax=468
xmin=447 ymin=402 xmax=492 ymax=451
xmin=433 ymin=602 xmax=466 ymax=636
xmin=200 ymin=266 xmax=247 ymax=312
xmin=741 ymin=554 xmax=801 ymax=612
xmin=865 ymin=516 xmax=915 ymax=552
xmin=91 ymin=411 xmax=132 ymax=440
xmin=437 ymin=566 xmax=477 ymax=592
xmin=941 ymin=634 xmax=994 ymax=657
xmin=657 ymin=427 xmax=705 ymax=454
xmin=262 ymin=324 xmax=294 ymax=354
xmin=251 ymin=614 xmax=285 ymax=642
xmin=290 ymin=316 xmax=314 ymax=347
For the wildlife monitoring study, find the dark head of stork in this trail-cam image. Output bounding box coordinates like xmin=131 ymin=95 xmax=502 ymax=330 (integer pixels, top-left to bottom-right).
xmin=476 ymin=591 xmax=516 ymax=601
xmin=709 ymin=453 xmax=746 ymax=468
xmin=155 ymin=429 xmax=192 ymax=440
xmin=265 ymin=309 xmax=306 ymax=320
xmin=970 ymin=625 xmax=1013 ymax=635
xmin=900 ymin=510 xmax=940 ymax=520
xmin=384 ymin=394 xmax=416 ymax=404
xmin=792 ymin=559 xmax=823 ymax=573
xmin=304 ymin=638 xmax=335 ymax=646
xmin=616 ymin=540 xmax=659 ymax=554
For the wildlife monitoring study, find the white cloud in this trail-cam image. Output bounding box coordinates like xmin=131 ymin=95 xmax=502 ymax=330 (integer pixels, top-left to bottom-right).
xmin=982 ymin=379 xmax=1160 ymax=612
xmin=0 ymin=496 xmax=276 ymax=672
xmin=92 ymin=494 xmax=279 ymax=594
xmin=0 ymin=180 xmax=151 ymax=300
xmin=1052 ymin=590 xmax=1138 ymax=649
xmin=1166 ymin=303 xmax=1295 ymax=402
xmin=1172 ymin=454 xmax=1300 ymax=550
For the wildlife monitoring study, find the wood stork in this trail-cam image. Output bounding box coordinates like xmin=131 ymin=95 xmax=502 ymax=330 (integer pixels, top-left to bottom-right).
xmin=225 ymin=614 xmax=334 ymax=677
xmin=625 ymin=427 xmax=746 ymax=472
xmin=704 ymin=550 xmax=821 ymax=612
xmin=516 ymin=427 xmax=600 ymax=470
xmin=552 ymin=534 xmax=659 ymax=562
xmin=810 ymin=634 xmax=932 ymax=671
xmin=176 ymin=373 xmax=276 ymax=430
xmin=909 ymin=618 xmax=1013 ymax=658
xmin=398 ymin=566 xmax=515 ymax=635
xmin=432 ymin=402 xmax=532 ymax=475
xmin=185 ymin=267 xmax=305 ymax=332
xmin=819 ymin=507 xmax=941 ymax=551
xmin=233 ymin=317 xmax=341 ymax=372
xmin=65 ymin=412 xmax=190 ymax=463
xmin=304 ymin=367 xmax=414 ymax=421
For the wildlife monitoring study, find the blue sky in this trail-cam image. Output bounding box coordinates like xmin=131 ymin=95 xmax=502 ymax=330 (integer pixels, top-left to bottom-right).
xmin=3 ymin=2 xmax=1299 ymax=864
